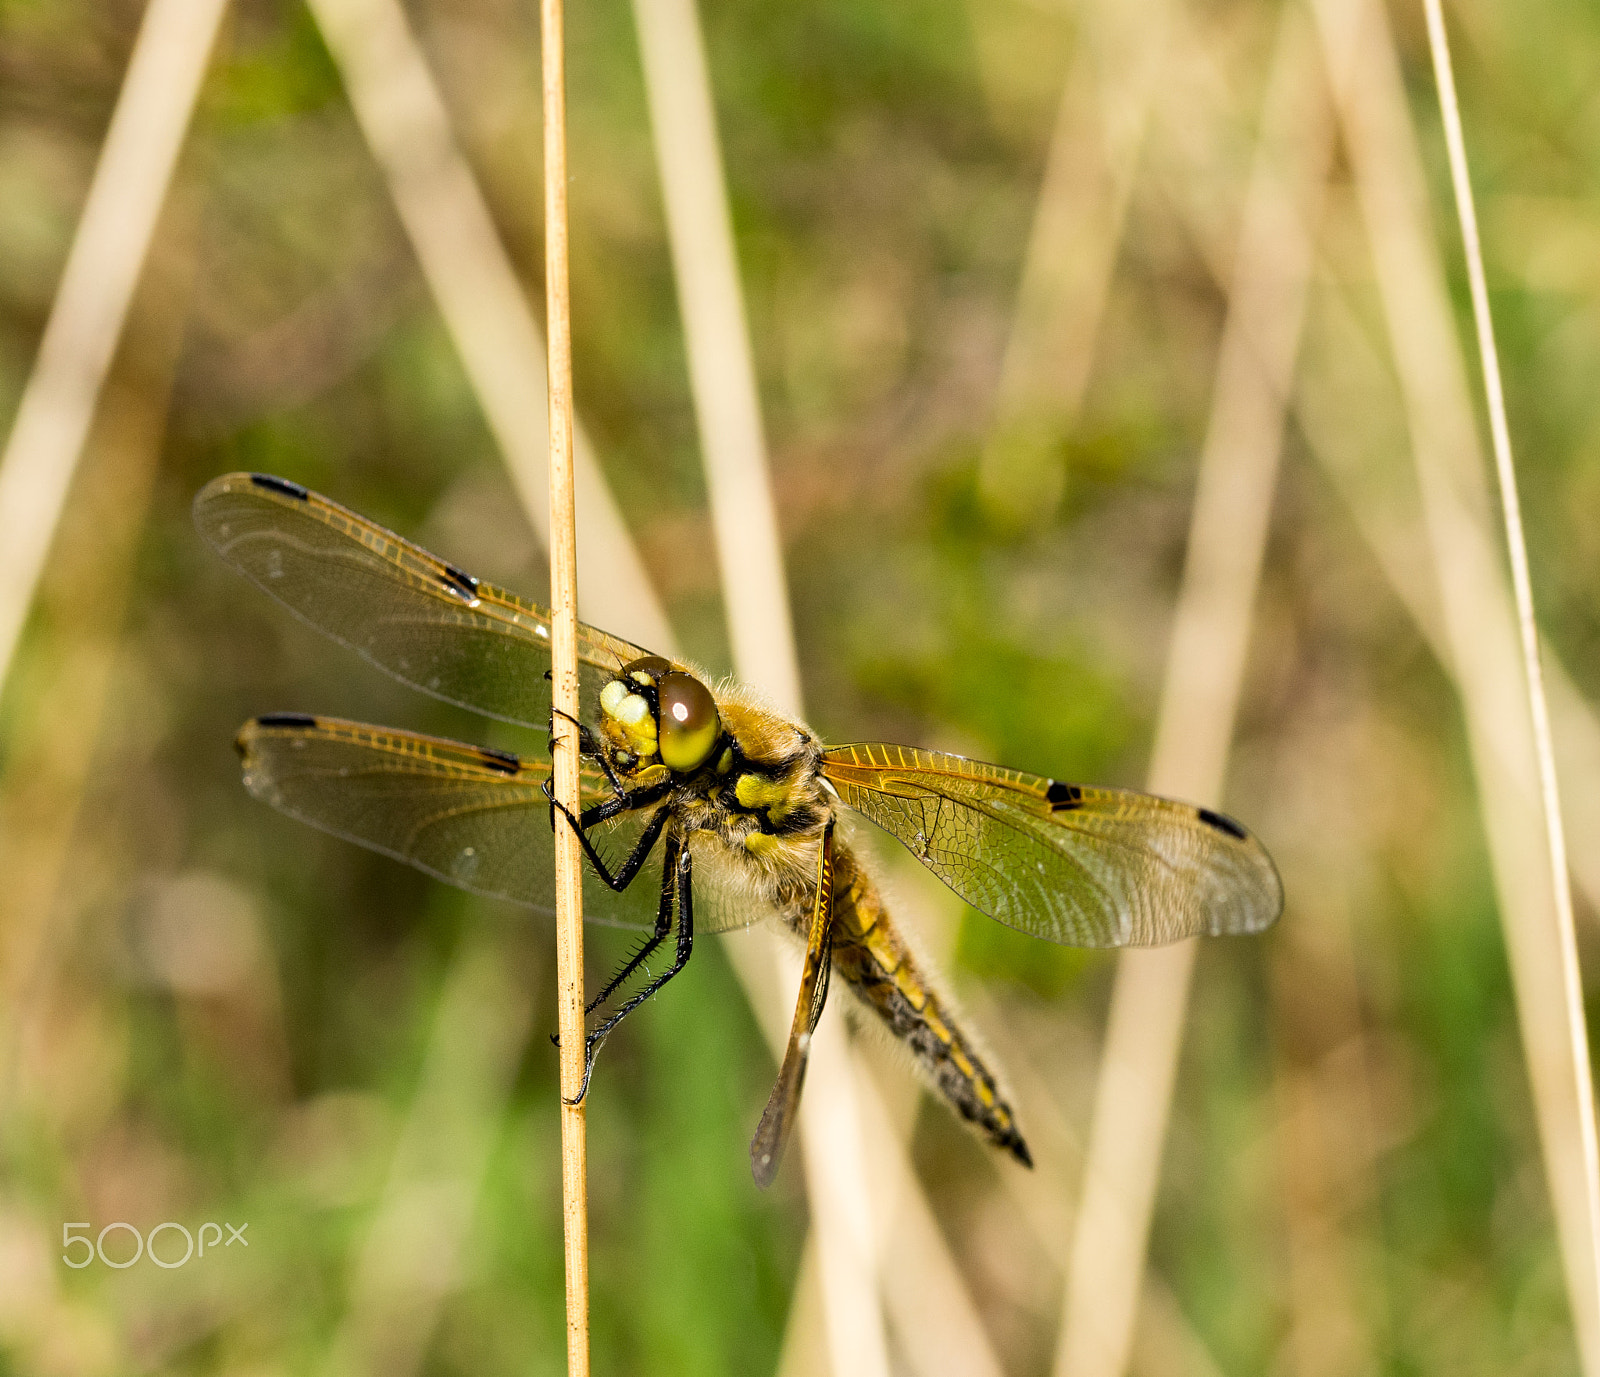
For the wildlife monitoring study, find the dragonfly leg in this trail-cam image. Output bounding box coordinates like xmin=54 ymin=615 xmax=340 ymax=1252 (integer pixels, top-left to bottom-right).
xmin=750 ymin=820 xmax=836 ymax=1187
xmin=548 ymin=704 xmax=635 ymax=791
xmin=547 ymin=703 xmax=641 ymax=804
xmin=564 ymin=837 xmax=695 ymax=1105
xmin=585 ymin=852 xmax=678 ymax=1014
xmin=548 ymin=704 xmax=598 ymax=753
xmin=543 ymin=778 xmax=670 ymax=891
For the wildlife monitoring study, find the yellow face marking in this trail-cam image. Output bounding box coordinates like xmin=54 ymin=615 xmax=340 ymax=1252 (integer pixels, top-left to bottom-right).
xmin=630 ymin=670 xmax=654 ymax=686
xmin=601 ymin=682 xmax=660 ymax=760
xmin=613 ymin=693 xmax=654 ymax=734
xmin=716 ymin=747 xmax=733 ymax=775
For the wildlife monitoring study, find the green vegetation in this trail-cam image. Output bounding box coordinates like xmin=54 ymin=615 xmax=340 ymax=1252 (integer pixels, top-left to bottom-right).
xmin=2 ymin=0 xmax=1598 ymax=1371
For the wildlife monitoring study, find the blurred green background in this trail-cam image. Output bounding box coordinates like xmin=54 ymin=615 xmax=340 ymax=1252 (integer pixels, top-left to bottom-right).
xmin=3 ymin=0 xmax=1600 ymax=1372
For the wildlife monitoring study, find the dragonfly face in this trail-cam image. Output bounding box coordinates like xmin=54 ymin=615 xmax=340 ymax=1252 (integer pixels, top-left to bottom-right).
xmin=197 ymin=471 xmax=1285 ymax=1187
xmin=597 ymin=657 xmax=724 ymax=780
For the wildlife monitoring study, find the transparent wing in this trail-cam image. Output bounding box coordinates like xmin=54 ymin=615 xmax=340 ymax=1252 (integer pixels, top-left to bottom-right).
xmin=237 ymin=714 xmax=764 ymax=933
xmin=822 ymin=744 xmax=1283 ymax=947
xmin=195 ymin=472 xmax=655 ymax=729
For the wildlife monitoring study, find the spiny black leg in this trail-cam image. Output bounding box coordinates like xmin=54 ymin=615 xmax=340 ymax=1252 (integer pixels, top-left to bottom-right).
xmin=585 ymin=848 xmax=679 ymax=1013
xmin=564 ymin=840 xmax=695 ymax=1105
xmin=548 ymin=704 xmax=598 ymax=754
xmin=578 ymin=779 xmax=670 ymax=829
xmin=542 ymin=778 xmax=670 ymax=891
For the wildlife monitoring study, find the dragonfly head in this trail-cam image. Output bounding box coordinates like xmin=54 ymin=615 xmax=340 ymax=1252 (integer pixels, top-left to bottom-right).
xmin=599 ymin=657 xmax=724 ymax=777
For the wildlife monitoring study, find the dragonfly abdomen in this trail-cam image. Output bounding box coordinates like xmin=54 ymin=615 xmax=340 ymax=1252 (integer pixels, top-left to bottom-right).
xmin=826 ymin=841 xmax=1033 ymax=1169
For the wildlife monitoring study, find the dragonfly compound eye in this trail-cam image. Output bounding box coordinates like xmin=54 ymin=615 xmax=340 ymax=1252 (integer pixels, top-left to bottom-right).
xmin=657 ymin=672 xmax=721 ymax=772
xmin=622 ymin=655 xmax=674 ymax=686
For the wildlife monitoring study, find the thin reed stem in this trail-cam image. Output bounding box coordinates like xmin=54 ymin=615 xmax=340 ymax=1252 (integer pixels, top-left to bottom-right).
xmin=1420 ymin=0 xmax=1600 ymax=1345
xmin=541 ymin=0 xmax=590 ymax=1365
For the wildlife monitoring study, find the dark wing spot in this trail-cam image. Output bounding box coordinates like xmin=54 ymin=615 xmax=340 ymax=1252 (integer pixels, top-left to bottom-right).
xmin=256 ymin=712 xmax=318 ymax=729
xmin=1197 ymin=807 xmax=1248 ymax=841
xmin=477 ymin=746 xmax=522 ymax=775
xmin=1046 ymin=780 xmax=1083 ymax=810
xmin=249 ymin=474 xmax=309 ymax=501
xmin=441 ymin=563 xmax=481 ymax=603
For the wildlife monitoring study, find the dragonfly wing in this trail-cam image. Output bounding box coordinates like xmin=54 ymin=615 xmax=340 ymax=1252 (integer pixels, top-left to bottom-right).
xmin=195 ymin=473 xmax=653 ymax=729
xmin=237 ymin=714 xmax=668 ymax=929
xmin=822 ymin=744 xmax=1283 ymax=947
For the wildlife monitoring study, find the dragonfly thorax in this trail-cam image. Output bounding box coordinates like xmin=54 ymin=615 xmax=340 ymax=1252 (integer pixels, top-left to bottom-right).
xmin=598 ymin=657 xmax=725 ymax=779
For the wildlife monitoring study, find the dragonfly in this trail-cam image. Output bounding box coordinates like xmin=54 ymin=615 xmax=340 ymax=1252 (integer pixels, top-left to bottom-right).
xmin=195 ymin=472 xmax=1283 ymax=1186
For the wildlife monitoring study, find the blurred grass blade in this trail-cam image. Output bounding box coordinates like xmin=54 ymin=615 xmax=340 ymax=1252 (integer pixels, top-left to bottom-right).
xmin=0 ymin=0 xmax=227 ymax=706
xmin=631 ymin=0 xmax=893 ymax=1369
xmin=323 ymin=930 xmax=533 ymax=1377
xmin=1148 ymin=22 xmax=1600 ymax=945
xmin=0 ymin=261 xmax=189 ymax=1115
xmin=959 ymin=978 xmax=1229 ymax=1377
xmin=850 ymin=1055 xmax=1006 ymax=1377
xmin=306 ymin=0 xmax=669 ymax=653
xmin=977 ymin=0 xmax=1172 ymax=525
xmin=1160 ymin=18 xmax=1600 ymax=1361
xmin=1300 ymin=287 xmax=1600 ymax=922
xmin=1055 ymin=10 xmax=1331 ymax=1375
xmin=1308 ymin=0 xmax=1600 ymax=1365
xmin=632 ymin=0 xmax=801 ymax=716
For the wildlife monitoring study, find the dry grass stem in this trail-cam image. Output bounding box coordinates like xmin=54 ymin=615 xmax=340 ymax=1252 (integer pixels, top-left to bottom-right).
xmin=540 ymin=0 xmax=591 ymax=1361
xmin=310 ymin=3 xmax=924 ymax=1370
xmin=724 ymin=939 xmax=892 ymax=1376
xmin=303 ymin=0 xmax=621 ymax=1364
xmin=1054 ymin=11 xmax=1331 ymax=1375
xmin=1419 ymin=0 xmax=1600 ymax=1340
xmin=774 ymin=1239 xmax=831 ymax=1377
xmin=1307 ymin=0 xmax=1600 ymax=1362
xmin=947 ymin=979 xmax=1231 ymax=1376
xmin=0 ymin=0 xmax=227 ymax=703
xmin=851 ymin=1063 xmax=1006 ymax=1377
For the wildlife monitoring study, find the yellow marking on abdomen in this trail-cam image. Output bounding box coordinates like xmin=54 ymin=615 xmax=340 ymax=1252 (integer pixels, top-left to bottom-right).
xmin=821 ymin=839 xmax=1031 ymax=1167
